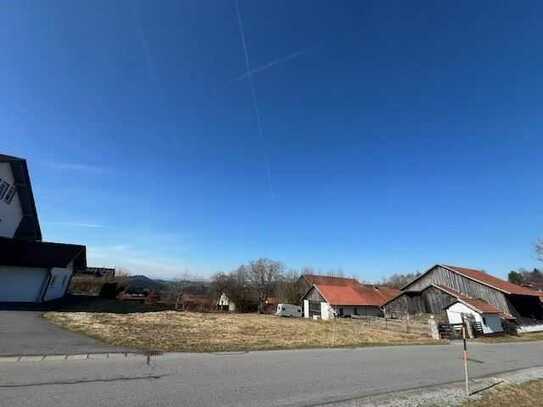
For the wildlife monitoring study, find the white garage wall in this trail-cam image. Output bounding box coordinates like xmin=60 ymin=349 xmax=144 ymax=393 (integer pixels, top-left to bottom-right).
xmin=43 ymin=262 xmax=74 ymax=301
xmin=0 ymin=163 xmax=23 ymax=238
xmin=446 ymin=302 xmax=504 ymax=334
xmin=321 ymin=302 xmax=334 ymax=320
xmin=0 ymin=265 xmax=48 ymax=302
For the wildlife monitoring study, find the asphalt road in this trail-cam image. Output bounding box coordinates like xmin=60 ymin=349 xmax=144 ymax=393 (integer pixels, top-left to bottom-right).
xmin=0 ymin=311 xmax=128 ymax=356
xmin=1 ymin=341 xmax=543 ymax=407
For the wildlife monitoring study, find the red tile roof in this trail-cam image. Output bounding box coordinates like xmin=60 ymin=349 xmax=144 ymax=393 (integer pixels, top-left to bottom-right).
xmin=311 ymin=279 xmax=400 ymax=307
xmin=442 ymin=265 xmax=542 ymax=297
xmin=302 ymin=275 xmax=357 ymax=286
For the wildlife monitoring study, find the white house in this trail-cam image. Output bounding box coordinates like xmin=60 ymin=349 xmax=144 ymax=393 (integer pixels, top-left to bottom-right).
xmin=445 ymin=300 xmax=504 ymax=335
xmin=0 ymin=154 xmax=87 ymax=302
xmin=217 ymin=292 xmax=236 ymax=312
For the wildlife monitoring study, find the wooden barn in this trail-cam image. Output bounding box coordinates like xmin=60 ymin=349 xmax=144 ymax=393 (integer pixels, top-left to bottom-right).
xmin=383 ymin=264 xmax=543 ymax=333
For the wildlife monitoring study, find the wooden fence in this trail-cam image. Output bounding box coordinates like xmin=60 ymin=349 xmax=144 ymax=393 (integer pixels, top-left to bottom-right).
xmin=350 ymin=315 xmax=431 ymax=337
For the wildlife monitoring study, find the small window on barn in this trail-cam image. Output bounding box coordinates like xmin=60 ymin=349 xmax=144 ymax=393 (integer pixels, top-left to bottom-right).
xmin=4 ymin=185 xmax=16 ymax=204
xmin=0 ymin=180 xmax=9 ymax=200
xmin=482 ymin=317 xmax=487 ymax=325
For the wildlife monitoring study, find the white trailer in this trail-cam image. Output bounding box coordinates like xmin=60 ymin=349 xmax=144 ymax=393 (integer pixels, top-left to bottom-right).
xmin=275 ymin=304 xmax=303 ymax=317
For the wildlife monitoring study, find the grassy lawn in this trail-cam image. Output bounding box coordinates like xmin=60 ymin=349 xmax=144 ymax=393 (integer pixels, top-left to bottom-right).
xmin=475 ymin=331 xmax=543 ymax=344
xmin=44 ymin=311 xmax=437 ymax=352
xmin=464 ymin=379 xmax=543 ymax=407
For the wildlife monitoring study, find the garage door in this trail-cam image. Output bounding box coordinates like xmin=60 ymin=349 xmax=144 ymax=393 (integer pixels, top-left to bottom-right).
xmin=0 ymin=266 xmax=47 ymax=302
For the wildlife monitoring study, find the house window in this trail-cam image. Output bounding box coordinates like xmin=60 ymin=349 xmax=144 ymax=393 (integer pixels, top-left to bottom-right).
xmin=4 ymin=185 xmax=16 ymax=204
xmin=0 ymin=180 xmax=9 ymax=200
xmin=482 ymin=317 xmax=487 ymax=325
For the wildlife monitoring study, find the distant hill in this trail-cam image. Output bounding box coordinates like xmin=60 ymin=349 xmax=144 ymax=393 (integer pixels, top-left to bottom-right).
xmin=126 ymin=275 xmax=211 ymax=295
xmin=126 ymin=275 xmax=166 ymax=291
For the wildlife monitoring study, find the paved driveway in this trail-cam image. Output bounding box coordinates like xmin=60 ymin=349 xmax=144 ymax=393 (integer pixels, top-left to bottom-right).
xmin=0 ymin=311 xmax=128 ymax=356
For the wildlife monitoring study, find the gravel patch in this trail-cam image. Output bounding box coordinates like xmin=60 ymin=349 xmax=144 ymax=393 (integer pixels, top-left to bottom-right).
xmin=320 ymin=366 xmax=543 ymax=407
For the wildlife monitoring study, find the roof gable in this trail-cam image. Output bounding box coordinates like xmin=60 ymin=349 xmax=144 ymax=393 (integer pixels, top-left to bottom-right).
xmin=0 ymin=154 xmax=41 ymax=241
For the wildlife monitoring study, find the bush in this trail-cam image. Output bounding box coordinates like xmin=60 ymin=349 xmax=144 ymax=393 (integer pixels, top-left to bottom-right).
xmin=99 ymin=282 xmax=119 ymax=299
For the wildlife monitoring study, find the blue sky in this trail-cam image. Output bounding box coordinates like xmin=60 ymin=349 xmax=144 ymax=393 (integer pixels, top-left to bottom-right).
xmin=2 ymin=1 xmax=543 ymax=280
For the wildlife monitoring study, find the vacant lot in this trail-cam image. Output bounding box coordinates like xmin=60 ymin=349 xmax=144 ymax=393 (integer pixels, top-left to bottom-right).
xmin=464 ymin=379 xmax=543 ymax=407
xmin=44 ymin=311 xmax=436 ymax=352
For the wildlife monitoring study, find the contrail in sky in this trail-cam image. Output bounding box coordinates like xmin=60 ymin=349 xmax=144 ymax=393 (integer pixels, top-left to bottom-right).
xmin=233 ymin=47 xmax=313 ymax=81
xmin=235 ymin=0 xmax=274 ymax=198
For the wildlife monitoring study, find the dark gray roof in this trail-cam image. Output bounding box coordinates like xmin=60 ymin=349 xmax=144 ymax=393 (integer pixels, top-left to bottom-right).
xmin=0 ymin=154 xmax=42 ymax=241
xmin=0 ymin=237 xmax=86 ymax=269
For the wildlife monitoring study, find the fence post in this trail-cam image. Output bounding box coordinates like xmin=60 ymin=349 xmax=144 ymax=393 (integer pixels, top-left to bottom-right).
xmin=428 ymin=316 xmax=440 ymax=340
xmin=405 ymin=314 xmax=410 ymax=333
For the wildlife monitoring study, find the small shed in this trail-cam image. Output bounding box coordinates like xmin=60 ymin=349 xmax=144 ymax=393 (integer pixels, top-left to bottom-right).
xmin=445 ymin=299 xmax=504 ymax=335
xmin=217 ymin=292 xmax=236 ymax=312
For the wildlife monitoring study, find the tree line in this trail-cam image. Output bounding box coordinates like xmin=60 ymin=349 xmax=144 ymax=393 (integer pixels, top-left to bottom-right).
xmin=211 ymin=258 xmax=303 ymax=313
xmin=508 ymin=239 xmax=543 ymax=287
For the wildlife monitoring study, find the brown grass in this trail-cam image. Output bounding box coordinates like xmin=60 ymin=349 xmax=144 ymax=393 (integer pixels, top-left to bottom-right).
xmin=464 ymin=379 xmax=543 ymax=407
xmin=475 ymin=331 xmax=543 ymax=344
xmin=44 ymin=311 xmax=437 ymax=352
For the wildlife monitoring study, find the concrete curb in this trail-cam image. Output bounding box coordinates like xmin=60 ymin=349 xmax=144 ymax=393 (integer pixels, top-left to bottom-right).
xmin=0 ymin=352 xmax=145 ymax=363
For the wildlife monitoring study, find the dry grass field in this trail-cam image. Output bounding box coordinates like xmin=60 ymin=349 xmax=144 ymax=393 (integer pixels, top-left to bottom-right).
xmin=464 ymin=379 xmax=543 ymax=407
xmin=475 ymin=331 xmax=543 ymax=344
xmin=44 ymin=311 xmax=436 ymax=352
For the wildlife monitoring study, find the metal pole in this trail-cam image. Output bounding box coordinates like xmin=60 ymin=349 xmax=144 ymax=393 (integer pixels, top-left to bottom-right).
xmin=462 ymin=321 xmax=470 ymax=396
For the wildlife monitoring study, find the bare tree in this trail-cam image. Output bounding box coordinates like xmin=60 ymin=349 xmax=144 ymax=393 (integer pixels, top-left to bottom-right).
xmin=211 ymin=267 xmax=257 ymax=312
xmin=247 ymin=258 xmax=284 ymax=313
xmin=381 ymin=272 xmax=421 ymax=289
xmin=275 ymin=269 xmax=301 ymax=304
xmin=167 ymin=279 xmax=186 ymax=310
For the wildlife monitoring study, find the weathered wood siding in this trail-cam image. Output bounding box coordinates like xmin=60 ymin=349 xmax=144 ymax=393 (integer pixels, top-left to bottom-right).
xmin=383 ymin=293 xmax=409 ymax=316
xmin=383 ymin=293 xmax=425 ymax=316
xmin=304 ymin=286 xmax=325 ymax=302
xmin=406 ymin=266 xmax=512 ymax=315
xmin=422 ymin=286 xmax=456 ymax=315
xmin=383 ymin=286 xmax=456 ymax=316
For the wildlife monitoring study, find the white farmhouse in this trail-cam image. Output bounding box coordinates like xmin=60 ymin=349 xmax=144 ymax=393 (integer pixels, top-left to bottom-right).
xmin=217 ymin=292 xmax=236 ymax=312
xmin=0 ymin=154 xmax=86 ymax=302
